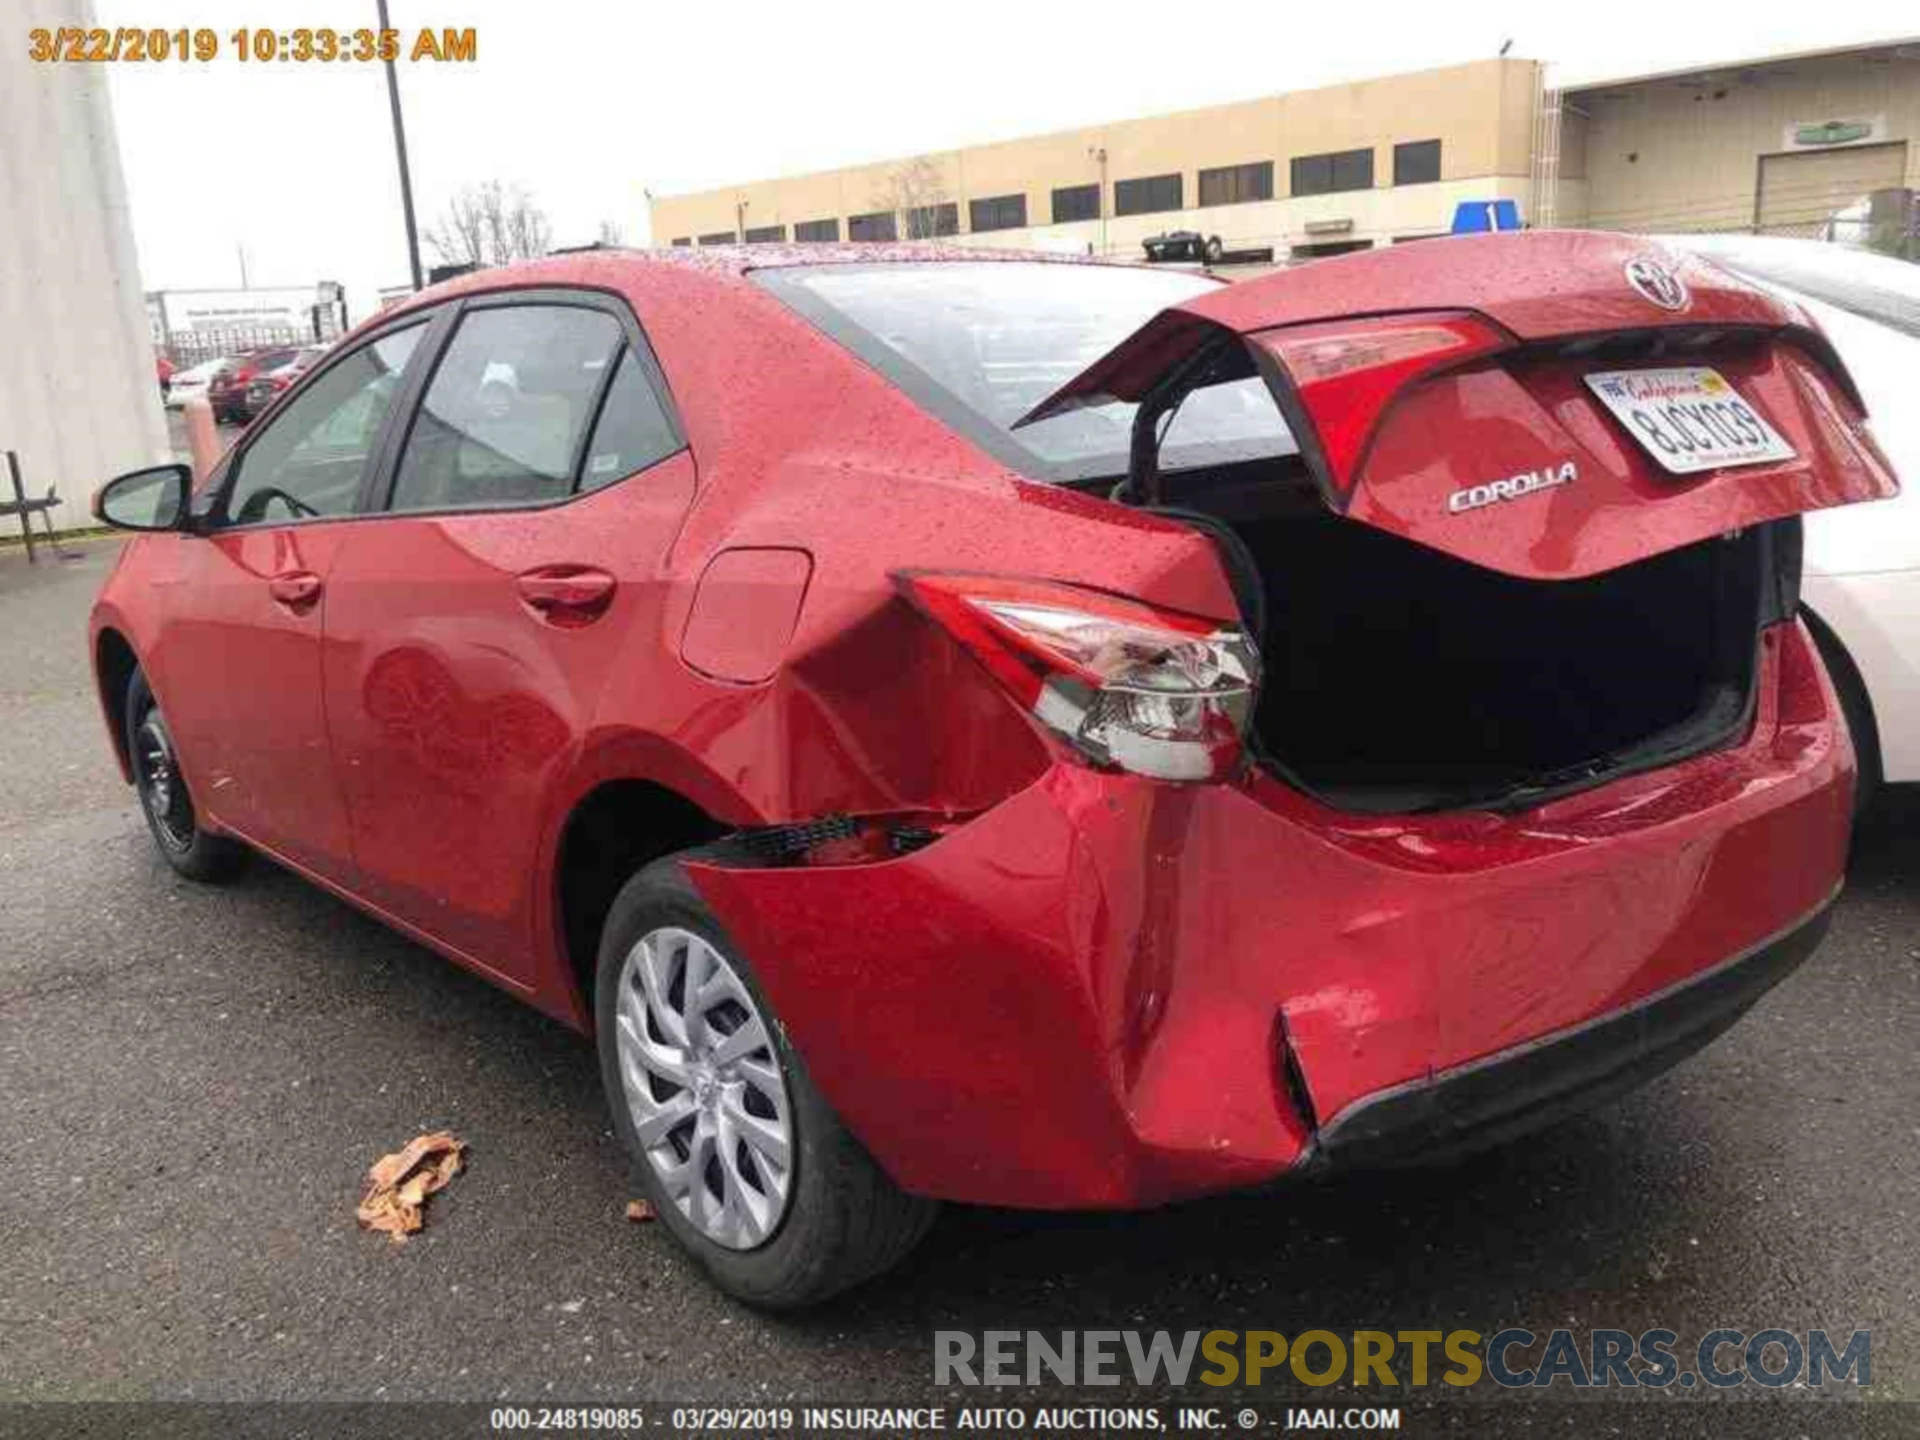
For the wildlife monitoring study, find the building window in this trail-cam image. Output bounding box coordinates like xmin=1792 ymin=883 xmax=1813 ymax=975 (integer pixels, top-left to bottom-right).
xmin=697 ymin=231 xmax=736 ymax=246
xmin=1290 ymin=148 xmax=1375 ymax=196
xmin=969 ymin=193 xmax=1028 ymax=232
xmin=743 ymin=224 xmax=787 ymax=244
xmin=1393 ymin=139 xmax=1442 ymax=186
xmin=670 ymin=237 xmax=691 ymax=247
xmin=1198 ymin=161 xmax=1274 ymax=207
xmin=903 ymin=202 xmax=958 ymax=239
xmin=848 ymin=211 xmax=899 ymax=242
xmin=794 ymin=218 xmax=840 ymax=243
xmin=1114 ymin=173 xmax=1183 ymax=217
xmin=1051 ymin=183 xmax=1100 ymax=224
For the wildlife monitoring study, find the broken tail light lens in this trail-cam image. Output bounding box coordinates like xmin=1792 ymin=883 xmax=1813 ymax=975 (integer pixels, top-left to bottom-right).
xmin=897 ymin=571 xmax=1259 ymax=782
xmin=1255 ymin=310 xmax=1511 ymax=499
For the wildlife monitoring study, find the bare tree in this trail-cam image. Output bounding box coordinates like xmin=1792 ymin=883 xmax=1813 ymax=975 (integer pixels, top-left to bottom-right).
xmin=595 ymin=218 xmax=627 ymax=247
xmin=872 ymin=157 xmax=954 ymax=241
xmin=424 ymin=182 xmax=554 ymax=268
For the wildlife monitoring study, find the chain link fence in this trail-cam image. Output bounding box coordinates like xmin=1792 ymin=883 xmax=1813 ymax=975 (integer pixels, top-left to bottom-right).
xmin=1580 ymin=184 xmax=1919 ymax=261
xmin=158 ymin=325 xmax=314 ymax=369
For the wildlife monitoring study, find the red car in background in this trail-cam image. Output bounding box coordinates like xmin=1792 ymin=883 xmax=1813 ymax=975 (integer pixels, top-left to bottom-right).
xmin=242 ymin=345 xmax=329 ymax=422
xmin=87 ymin=234 xmax=1897 ymax=1306
xmin=206 ymin=345 xmax=302 ymax=424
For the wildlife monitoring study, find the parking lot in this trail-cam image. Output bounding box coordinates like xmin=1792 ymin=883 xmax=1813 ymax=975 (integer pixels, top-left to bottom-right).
xmin=3 ymin=537 xmax=1918 ymax=1414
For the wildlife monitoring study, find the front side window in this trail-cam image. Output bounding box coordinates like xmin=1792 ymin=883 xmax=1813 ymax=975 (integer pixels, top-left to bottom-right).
xmin=757 ymin=262 xmax=1293 ymax=484
xmin=388 ymin=305 xmax=622 ymax=513
xmin=223 ymin=323 xmax=423 ymax=526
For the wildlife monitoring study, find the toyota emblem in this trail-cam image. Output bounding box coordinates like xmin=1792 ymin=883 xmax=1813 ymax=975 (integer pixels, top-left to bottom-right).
xmin=1625 ymin=255 xmax=1690 ymax=311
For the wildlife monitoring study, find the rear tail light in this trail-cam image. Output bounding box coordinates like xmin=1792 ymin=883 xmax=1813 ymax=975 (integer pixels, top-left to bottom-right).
xmin=1254 ymin=310 xmax=1511 ymax=500
xmin=897 ymin=571 xmax=1258 ymax=782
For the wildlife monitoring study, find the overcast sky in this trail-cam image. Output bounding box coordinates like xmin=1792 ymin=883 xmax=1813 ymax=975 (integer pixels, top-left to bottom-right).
xmin=99 ymin=0 xmax=1917 ymax=318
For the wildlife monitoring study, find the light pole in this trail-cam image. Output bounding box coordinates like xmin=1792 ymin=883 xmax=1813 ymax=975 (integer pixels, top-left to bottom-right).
xmin=378 ymin=0 xmax=424 ymax=289
xmin=1088 ymin=145 xmax=1108 ymax=256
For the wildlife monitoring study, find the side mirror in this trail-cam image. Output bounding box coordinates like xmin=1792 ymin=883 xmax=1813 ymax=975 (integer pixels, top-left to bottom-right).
xmin=93 ymin=464 xmax=191 ymax=532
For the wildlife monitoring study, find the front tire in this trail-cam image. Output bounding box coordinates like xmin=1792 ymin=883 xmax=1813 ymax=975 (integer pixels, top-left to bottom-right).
xmin=124 ymin=669 xmax=247 ymax=882
xmin=595 ymin=846 xmax=935 ymax=1307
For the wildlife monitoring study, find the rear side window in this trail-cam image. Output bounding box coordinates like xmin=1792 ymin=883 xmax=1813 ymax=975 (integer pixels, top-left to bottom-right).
xmin=389 ymin=305 xmax=621 ymax=513
xmin=580 ymin=349 xmax=680 ymax=493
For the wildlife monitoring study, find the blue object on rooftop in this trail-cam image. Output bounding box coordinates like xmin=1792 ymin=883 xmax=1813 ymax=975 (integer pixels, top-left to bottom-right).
xmin=1451 ymin=200 xmax=1523 ymax=234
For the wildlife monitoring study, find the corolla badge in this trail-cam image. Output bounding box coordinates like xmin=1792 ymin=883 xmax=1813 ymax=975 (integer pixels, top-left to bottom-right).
xmin=1624 ymin=255 xmax=1690 ymax=311
xmin=1448 ymin=460 xmax=1577 ymax=514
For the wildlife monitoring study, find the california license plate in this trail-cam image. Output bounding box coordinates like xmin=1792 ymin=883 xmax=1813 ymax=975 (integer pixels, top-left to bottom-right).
xmin=1584 ymin=367 xmax=1796 ymax=476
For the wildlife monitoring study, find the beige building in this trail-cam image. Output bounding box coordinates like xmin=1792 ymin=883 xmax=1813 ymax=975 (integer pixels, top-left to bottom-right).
xmin=650 ymin=58 xmax=1542 ymax=266
xmin=1557 ymin=38 xmax=1920 ymax=246
xmin=649 ymin=40 xmax=1920 ymax=267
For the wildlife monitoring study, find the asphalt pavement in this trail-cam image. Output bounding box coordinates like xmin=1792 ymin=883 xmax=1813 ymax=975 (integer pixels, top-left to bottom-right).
xmin=2 ymin=538 xmax=1917 ymax=1423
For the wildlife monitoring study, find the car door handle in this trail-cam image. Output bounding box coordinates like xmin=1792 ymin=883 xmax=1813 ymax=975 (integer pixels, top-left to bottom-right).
xmin=268 ymin=571 xmax=323 ymax=609
xmin=514 ymin=566 xmax=617 ymax=626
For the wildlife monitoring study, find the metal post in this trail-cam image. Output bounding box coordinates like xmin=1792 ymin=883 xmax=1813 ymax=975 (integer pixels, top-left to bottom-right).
xmin=6 ymin=450 xmax=33 ymax=564
xmin=378 ymin=0 xmax=425 ymax=291
xmin=1100 ymin=149 xmax=1108 ymax=256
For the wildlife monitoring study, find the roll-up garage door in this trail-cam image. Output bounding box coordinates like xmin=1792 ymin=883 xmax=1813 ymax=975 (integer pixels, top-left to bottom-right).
xmin=1756 ymin=143 xmax=1907 ymax=233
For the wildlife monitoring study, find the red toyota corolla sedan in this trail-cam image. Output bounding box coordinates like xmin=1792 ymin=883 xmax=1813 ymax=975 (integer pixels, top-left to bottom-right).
xmin=89 ymin=233 xmax=1897 ymax=1306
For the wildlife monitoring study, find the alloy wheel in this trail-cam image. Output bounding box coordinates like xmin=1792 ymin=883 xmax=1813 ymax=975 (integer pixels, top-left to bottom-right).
xmin=614 ymin=926 xmax=793 ymax=1249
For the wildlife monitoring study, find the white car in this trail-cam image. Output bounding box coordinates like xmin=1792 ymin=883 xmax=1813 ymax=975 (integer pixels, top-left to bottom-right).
xmin=162 ymin=356 xmax=229 ymax=411
xmin=1669 ymin=235 xmax=1918 ymax=812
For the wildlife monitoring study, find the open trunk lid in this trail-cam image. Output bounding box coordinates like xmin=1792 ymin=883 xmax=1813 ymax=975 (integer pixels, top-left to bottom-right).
xmin=1020 ymin=231 xmax=1898 ymax=579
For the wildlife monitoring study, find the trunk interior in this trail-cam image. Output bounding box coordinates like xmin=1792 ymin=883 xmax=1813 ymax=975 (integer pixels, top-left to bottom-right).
xmin=1158 ymin=471 xmax=1792 ymax=813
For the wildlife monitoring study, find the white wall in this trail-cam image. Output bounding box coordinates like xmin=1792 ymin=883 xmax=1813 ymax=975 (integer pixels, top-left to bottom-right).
xmin=0 ymin=0 xmax=169 ymax=533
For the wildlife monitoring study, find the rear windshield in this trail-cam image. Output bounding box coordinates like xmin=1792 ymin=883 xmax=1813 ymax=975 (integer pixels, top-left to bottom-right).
xmin=755 ymin=262 xmax=1295 ymax=483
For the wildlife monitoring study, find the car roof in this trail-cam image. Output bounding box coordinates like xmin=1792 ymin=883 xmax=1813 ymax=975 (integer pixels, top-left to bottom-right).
xmin=380 ymin=243 xmax=1114 ymax=322
xmin=578 ymin=242 xmax=1103 ymax=277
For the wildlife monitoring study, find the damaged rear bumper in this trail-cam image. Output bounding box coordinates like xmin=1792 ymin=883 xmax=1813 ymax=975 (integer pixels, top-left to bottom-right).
xmin=689 ymin=620 xmax=1853 ymax=1210
xmin=1301 ymin=893 xmax=1835 ymax=1172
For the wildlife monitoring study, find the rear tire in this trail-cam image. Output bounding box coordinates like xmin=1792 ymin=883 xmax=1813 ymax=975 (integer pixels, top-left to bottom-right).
xmin=124 ymin=669 xmax=248 ymax=883
xmin=1803 ymin=609 xmax=1881 ymax=820
xmin=595 ymin=845 xmax=936 ymax=1308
